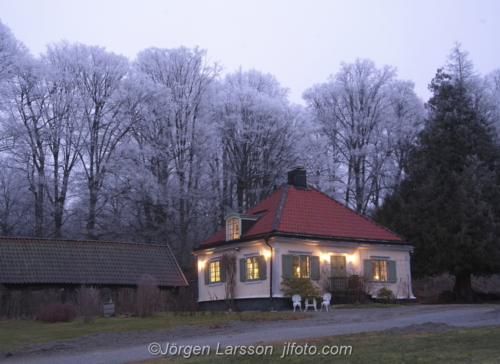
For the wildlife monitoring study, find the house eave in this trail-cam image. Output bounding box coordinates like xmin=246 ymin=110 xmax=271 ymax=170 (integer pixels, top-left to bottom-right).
xmin=273 ymin=232 xmax=410 ymax=246
xmin=193 ymin=231 xmax=411 ymax=252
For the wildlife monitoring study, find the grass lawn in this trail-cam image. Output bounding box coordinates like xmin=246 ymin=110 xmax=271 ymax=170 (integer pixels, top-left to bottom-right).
xmin=132 ymin=325 xmax=500 ymax=364
xmin=0 ymin=311 xmax=310 ymax=353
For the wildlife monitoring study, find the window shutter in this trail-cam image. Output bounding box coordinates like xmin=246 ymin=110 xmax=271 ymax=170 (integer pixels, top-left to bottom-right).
xmin=282 ymin=254 xmax=293 ymax=278
xmin=219 ymin=259 xmax=226 ymax=282
xmin=239 ymin=258 xmax=246 ymax=282
xmin=363 ymin=260 xmax=372 ymax=282
xmin=388 ymin=260 xmax=397 ymax=283
xmin=258 ymin=256 xmax=267 ymax=280
xmin=310 ymin=256 xmax=320 ymax=280
xmin=204 ymin=263 xmax=209 ymax=284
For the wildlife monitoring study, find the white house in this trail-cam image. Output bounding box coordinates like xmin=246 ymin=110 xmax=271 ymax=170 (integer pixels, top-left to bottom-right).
xmin=193 ymin=168 xmax=415 ymax=311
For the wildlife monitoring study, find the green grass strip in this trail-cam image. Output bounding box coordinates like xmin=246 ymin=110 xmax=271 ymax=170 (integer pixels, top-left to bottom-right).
xmin=0 ymin=311 xmax=310 ymax=352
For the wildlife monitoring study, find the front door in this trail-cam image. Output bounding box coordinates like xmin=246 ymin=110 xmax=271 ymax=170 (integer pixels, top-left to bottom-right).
xmin=331 ymin=256 xmax=346 ymax=277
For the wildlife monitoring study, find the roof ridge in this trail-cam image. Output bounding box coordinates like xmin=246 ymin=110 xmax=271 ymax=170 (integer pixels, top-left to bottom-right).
xmin=272 ymin=184 xmax=290 ymax=231
xmin=0 ymin=236 xmax=173 ymax=248
xmin=307 ymin=187 xmax=405 ymax=241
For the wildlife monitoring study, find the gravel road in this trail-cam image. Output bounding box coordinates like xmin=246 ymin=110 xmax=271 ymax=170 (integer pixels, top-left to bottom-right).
xmin=2 ymin=304 xmax=500 ymax=364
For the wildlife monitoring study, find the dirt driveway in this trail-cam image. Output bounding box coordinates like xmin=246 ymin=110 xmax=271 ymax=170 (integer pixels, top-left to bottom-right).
xmin=3 ymin=304 xmax=500 ymax=364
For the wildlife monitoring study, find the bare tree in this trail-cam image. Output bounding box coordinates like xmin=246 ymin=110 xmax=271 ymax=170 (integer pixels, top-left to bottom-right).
xmin=38 ymin=43 xmax=86 ymax=237
xmin=304 ymin=59 xmax=423 ymax=213
xmin=4 ymin=56 xmax=48 ymax=236
xmin=0 ymin=20 xmax=28 ymax=84
xmin=64 ymin=43 xmax=130 ymax=239
xmin=212 ymin=69 xmax=303 ymax=215
xmin=0 ymin=163 xmax=32 ymax=236
xmin=134 ymin=47 xmax=220 ymax=264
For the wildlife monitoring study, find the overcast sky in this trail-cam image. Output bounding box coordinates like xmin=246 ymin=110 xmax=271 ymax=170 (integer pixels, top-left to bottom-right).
xmin=1 ymin=0 xmax=499 ymax=105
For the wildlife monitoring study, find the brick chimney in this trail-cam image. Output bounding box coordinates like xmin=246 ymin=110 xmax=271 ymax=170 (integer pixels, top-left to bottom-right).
xmin=287 ymin=167 xmax=307 ymax=189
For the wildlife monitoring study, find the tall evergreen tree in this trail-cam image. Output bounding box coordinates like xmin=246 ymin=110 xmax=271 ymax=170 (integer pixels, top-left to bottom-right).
xmin=375 ymin=47 xmax=500 ymax=301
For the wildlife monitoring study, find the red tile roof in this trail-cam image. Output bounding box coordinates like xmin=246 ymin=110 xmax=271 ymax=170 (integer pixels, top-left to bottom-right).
xmin=0 ymin=237 xmax=188 ymax=287
xmin=199 ymin=185 xmax=404 ymax=247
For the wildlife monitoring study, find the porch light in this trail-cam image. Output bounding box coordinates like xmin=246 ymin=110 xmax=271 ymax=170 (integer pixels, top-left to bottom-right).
xmin=198 ymin=260 xmax=205 ymax=270
xmin=262 ymin=250 xmax=271 ymax=259
xmin=322 ymin=254 xmax=330 ymax=262
xmin=346 ymin=254 xmax=354 ymax=263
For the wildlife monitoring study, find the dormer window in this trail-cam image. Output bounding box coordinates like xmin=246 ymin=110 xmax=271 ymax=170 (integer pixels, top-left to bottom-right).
xmin=225 ymin=212 xmax=263 ymax=241
xmin=227 ymin=218 xmax=240 ymax=240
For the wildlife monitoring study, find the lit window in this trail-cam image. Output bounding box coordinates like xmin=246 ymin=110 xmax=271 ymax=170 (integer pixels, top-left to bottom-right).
xmin=227 ymin=218 xmax=240 ymax=240
xmin=210 ymin=261 xmax=220 ymax=283
xmin=372 ymin=260 xmax=387 ymax=282
xmin=246 ymin=257 xmax=260 ymax=280
xmin=292 ymin=255 xmax=310 ymax=278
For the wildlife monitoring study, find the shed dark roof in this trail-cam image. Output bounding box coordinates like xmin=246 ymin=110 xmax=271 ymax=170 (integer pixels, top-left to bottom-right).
xmin=199 ymin=185 xmax=404 ymax=247
xmin=0 ymin=237 xmax=187 ymax=287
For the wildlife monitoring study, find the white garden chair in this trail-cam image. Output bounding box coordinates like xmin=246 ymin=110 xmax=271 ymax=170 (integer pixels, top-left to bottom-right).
xmin=304 ymin=297 xmax=318 ymax=311
xmin=292 ymin=294 xmax=302 ymax=312
xmin=321 ymin=293 xmax=332 ymax=311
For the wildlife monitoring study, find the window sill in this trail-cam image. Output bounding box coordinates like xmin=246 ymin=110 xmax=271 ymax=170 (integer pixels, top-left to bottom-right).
xmin=371 ymin=282 xmax=391 ymax=286
xmin=208 ymin=282 xmax=223 ymax=286
xmin=245 ymin=280 xmax=262 ymax=285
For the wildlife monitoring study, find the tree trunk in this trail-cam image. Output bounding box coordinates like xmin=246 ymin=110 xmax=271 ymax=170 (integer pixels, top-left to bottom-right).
xmin=34 ymin=181 xmax=44 ymax=237
xmin=454 ymin=272 xmax=473 ymax=302
xmin=87 ymin=187 xmax=98 ymax=240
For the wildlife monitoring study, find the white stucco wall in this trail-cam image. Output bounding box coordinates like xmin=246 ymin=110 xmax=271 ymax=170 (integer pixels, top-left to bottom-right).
xmin=195 ymin=237 xmax=415 ymax=302
xmin=196 ymin=240 xmax=271 ymax=303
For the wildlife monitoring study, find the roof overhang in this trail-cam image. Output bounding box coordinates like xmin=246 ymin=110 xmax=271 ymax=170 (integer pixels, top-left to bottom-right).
xmin=193 ymin=231 xmax=411 ymax=252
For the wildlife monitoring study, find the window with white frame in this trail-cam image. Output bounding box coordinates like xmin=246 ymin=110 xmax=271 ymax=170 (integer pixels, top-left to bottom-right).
xmin=371 ymin=260 xmax=387 ymax=282
xmin=239 ymin=255 xmax=266 ymax=281
xmin=227 ymin=218 xmax=240 ymax=240
xmin=292 ymin=255 xmax=310 ymax=278
xmin=209 ymin=260 xmax=221 ymax=283
xmin=246 ymin=256 xmax=259 ymax=280
xmin=364 ymin=258 xmax=397 ymax=283
xmin=282 ymin=254 xmax=320 ymax=280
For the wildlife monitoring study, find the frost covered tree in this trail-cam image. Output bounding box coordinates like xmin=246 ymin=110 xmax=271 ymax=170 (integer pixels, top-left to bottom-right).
xmin=212 ymin=69 xmax=304 ymax=216
xmin=0 ymin=164 xmax=32 ymax=236
xmin=54 ymin=43 xmax=131 ymax=239
xmin=132 ymin=47 xmax=220 ymax=265
xmin=2 ymin=55 xmax=48 ymax=236
xmin=303 ymin=59 xmax=423 ymax=213
xmin=36 ymin=43 xmax=86 ymax=237
xmin=0 ymin=21 xmax=41 ymax=236
xmin=483 ymin=69 xmax=500 ymax=139
xmin=0 ymin=20 xmax=27 ymax=84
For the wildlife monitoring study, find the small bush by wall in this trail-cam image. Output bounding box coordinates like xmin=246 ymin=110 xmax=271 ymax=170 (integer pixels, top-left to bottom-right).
xmin=376 ymin=287 xmax=396 ymax=303
xmin=281 ymin=278 xmax=322 ymax=298
xmin=136 ymin=275 xmax=159 ymax=317
xmin=37 ymin=302 xmax=78 ymax=323
xmin=76 ymin=286 xmax=100 ymax=323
